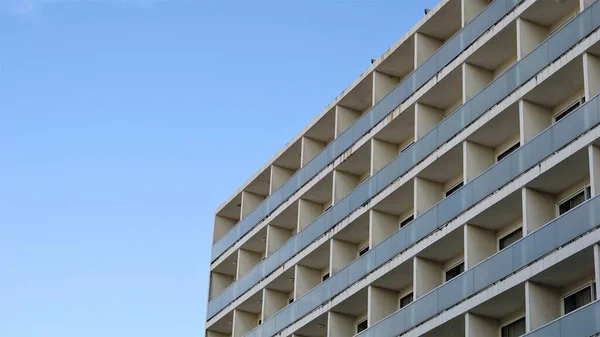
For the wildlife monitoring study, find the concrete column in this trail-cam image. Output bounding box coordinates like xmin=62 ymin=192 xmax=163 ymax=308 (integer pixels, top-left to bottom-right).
xmin=464 ymin=224 xmax=496 ymax=269
xmin=414 ymin=177 xmax=444 ymax=217
xmin=335 ymin=105 xmax=361 ymax=138
xmin=297 ymin=198 xmax=323 ymax=232
xmin=209 ymin=272 xmax=234 ymax=300
xmin=463 ymin=63 xmax=493 ymax=103
xmin=333 ymin=170 xmax=360 ymax=204
xmin=262 ymin=288 xmax=288 ymax=321
xmin=331 ymin=238 xmax=357 ymax=274
xmin=414 ymin=32 xmax=443 ymax=68
xmin=213 ymin=215 xmax=237 ymax=243
xmin=294 ymin=264 xmax=321 ymax=298
xmin=368 ymin=285 xmax=398 ymax=326
xmin=206 ymin=331 xmax=229 ymax=337
xmin=369 ymin=209 xmax=398 ymax=247
xmin=584 ymin=53 xmax=600 ymax=101
xmin=581 ymin=0 xmax=595 ymax=11
xmin=415 ymin=103 xmax=444 ymax=140
xmin=270 ymin=165 xmax=294 ymax=195
xmin=232 ymin=309 xmax=258 ymax=337
xmin=594 ymin=245 xmax=600 ymax=301
xmin=522 ymin=187 xmax=555 ymax=235
xmin=519 ymin=100 xmax=552 ymax=144
xmin=517 ymin=18 xmax=548 ymax=60
xmin=371 ymin=138 xmax=399 ymax=175
xmin=462 ymin=0 xmax=490 ymax=26
xmin=525 ymin=281 xmax=560 ymax=332
xmin=301 ymin=136 xmax=326 ymax=167
xmin=236 ymin=249 xmax=261 ymax=280
xmin=372 ymin=71 xmax=400 ymax=105
xmin=463 ymin=141 xmax=495 ymax=184
xmin=590 ymin=145 xmax=600 ymax=197
xmin=266 ymin=225 xmax=291 ymax=256
xmin=327 ymin=311 xmax=355 ymax=337
xmin=414 ymin=256 xmax=443 ymax=298
xmin=240 ymin=191 xmax=265 ymax=220
xmin=465 ymin=312 xmax=497 ymax=337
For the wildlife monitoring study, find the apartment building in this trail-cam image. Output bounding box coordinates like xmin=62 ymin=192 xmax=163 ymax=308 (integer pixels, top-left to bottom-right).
xmin=205 ymin=0 xmax=600 ymax=336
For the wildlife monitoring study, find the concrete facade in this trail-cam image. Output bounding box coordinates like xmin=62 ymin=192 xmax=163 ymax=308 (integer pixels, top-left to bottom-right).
xmin=207 ymin=0 xmax=600 ymax=336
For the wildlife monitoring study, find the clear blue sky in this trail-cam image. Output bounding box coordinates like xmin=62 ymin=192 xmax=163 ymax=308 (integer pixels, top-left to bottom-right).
xmin=0 ymin=0 xmax=438 ymax=336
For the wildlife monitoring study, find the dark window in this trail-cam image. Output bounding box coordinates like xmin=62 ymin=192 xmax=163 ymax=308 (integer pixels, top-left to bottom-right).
xmin=358 ymin=246 xmax=369 ymax=256
xmin=400 ymin=141 xmax=414 ymax=153
xmin=499 ymin=228 xmax=523 ymax=251
xmin=324 ymin=205 xmax=332 ymax=212
xmin=501 ymin=317 xmax=525 ymax=337
xmin=558 ymin=190 xmax=586 ymax=215
xmin=322 ymin=273 xmax=330 ymax=282
xmin=288 ymin=297 xmax=294 ymax=304
xmin=445 ymin=181 xmax=463 ymax=198
xmin=400 ymin=292 xmax=413 ymax=308
xmin=258 ymin=319 xmax=262 ymax=325
xmin=586 ymin=185 xmax=592 ymax=198
xmin=497 ymin=143 xmax=520 ymax=162
xmin=554 ymin=100 xmax=581 ymax=122
xmin=400 ymin=215 xmax=414 ymax=228
xmin=356 ymin=319 xmax=368 ymax=333
xmin=445 ymin=262 xmax=464 ymax=282
xmin=564 ymin=286 xmax=593 ymax=314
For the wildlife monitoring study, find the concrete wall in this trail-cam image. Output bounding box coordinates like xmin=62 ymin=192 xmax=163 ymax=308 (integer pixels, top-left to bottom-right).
xmin=463 ymin=141 xmax=495 ymax=184
xmin=266 ymin=225 xmax=291 ymax=256
xmin=335 ymin=105 xmax=361 ymax=138
xmin=294 ymin=264 xmax=321 ymax=298
xmin=214 ymin=215 xmax=237 ymax=243
xmin=368 ymin=285 xmax=398 ymax=326
xmin=270 ymin=165 xmax=294 ymax=195
xmin=522 ymin=187 xmax=556 ymax=234
xmin=333 ymin=170 xmax=360 ymax=204
xmin=414 ymin=256 xmax=443 ymax=298
xmin=525 ymin=281 xmax=560 ymax=332
xmin=297 ymin=198 xmax=323 ymax=231
xmin=414 ymin=177 xmax=443 ymax=217
xmin=371 ymin=138 xmax=398 ymax=175
xmin=240 ymin=191 xmax=265 ymax=220
xmin=232 ymin=309 xmax=258 ymax=337
xmin=519 ymin=100 xmax=552 ymax=144
xmin=464 ymin=224 xmax=496 ymax=269
xmin=463 ymin=63 xmax=493 ymax=102
xmin=465 ymin=312 xmax=497 ymax=337
xmin=301 ymin=136 xmax=326 ymax=167
xmin=327 ymin=311 xmax=356 ymax=337
xmin=369 ymin=209 xmax=398 ymax=247
xmin=461 ymin=0 xmax=489 ymax=26
xmin=210 ymin=272 xmax=234 ymax=300
xmin=206 ymin=331 xmax=229 ymax=337
xmin=331 ymin=238 xmax=357 ymax=274
xmin=414 ymin=32 xmax=443 ymax=68
xmin=372 ymin=71 xmax=400 ymax=105
xmin=262 ymin=288 xmax=288 ymax=320
xmin=415 ymin=103 xmax=444 ymax=140
xmin=517 ymin=18 xmax=548 ymax=60
xmin=237 ymin=249 xmax=261 ymax=280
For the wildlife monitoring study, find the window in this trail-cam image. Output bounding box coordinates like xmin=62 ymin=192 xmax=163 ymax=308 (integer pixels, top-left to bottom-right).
xmin=400 ymin=215 xmax=414 ymax=228
xmin=400 ymin=141 xmax=414 ymax=153
xmin=356 ymin=319 xmax=368 ymax=333
xmin=499 ymin=227 xmax=523 ymax=251
xmin=288 ymin=297 xmax=294 ymax=304
xmin=399 ymin=292 xmax=413 ymax=308
xmin=564 ymin=284 xmax=594 ymax=314
xmin=501 ymin=317 xmax=525 ymax=337
xmin=497 ymin=143 xmax=520 ymax=162
xmin=558 ymin=190 xmax=587 ymax=215
xmin=324 ymin=205 xmax=332 ymax=212
xmin=554 ymin=98 xmax=584 ymax=122
xmin=322 ymin=273 xmax=330 ymax=282
xmin=445 ymin=181 xmax=463 ymax=198
xmin=444 ymin=262 xmax=464 ymax=282
xmin=258 ymin=319 xmax=262 ymax=325
xmin=358 ymin=246 xmax=369 ymax=257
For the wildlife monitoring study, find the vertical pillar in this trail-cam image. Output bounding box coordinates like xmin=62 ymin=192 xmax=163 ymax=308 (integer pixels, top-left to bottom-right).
xmin=522 ymin=187 xmax=555 ymax=235
xmin=333 ymin=170 xmax=360 ymax=204
xmin=335 ymin=105 xmax=361 ymax=138
xmin=415 ymin=103 xmax=444 ymax=140
xmin=270 ymin=165 xmax=294 ymax=194
xmin=294 ymin=264 xmax=321 ymax=298
xmin=463 ymin=141 xmax=495 ymax=184
xmin=517 ymin=18 xmax=548 ymax=60
xmin=369 ymin=209 xmax=398 ymax=247
xmin=414 ymin=177 xmax=443 ymax=217
xmin=583 ymin=53 xmax=600 ymax=101
xmin=465 ymin=312 xmax=497 ymax=337
xmin=464 ymin=224 xmax=496 ymax=269
xmin=463 ymin=63 xmax=493 ymax=103
xmin=413 ymin=256 xmax=443 ymax=298
xmin=589 ymin=145 xmax=600 ymax=197
xmin=519 ymin=100 xmax=552 ymax=144
xmin=232 ymin=309 xmax=258 ymax=337
xmin=297 ymin=198 xmax=323 ymax=232
xmin=266 ymin=225 xmax=291 ymax=256
xmin=371 ymin=138 xmax=399 ymax=175
xmin=368 ymin=285 xmax=398 ymax=326
xmin=581 ymin=0 xmax=595 ymax=10
xmin=327 ymin=311 xmax=356 ymax=337
xmin=262 ymin=288 xmax=288 ymax=321
xmin=236 ymin=249 xmax=261 ymax=280
xmin=372 ymin=71 xmax=400 ymax=105
xmin=414 ymin=32 xmax=443 ymax=68
xmin=301 ymin=136 xmax=326 ymax=167
xmin=330 ymin=238 xmax=357 ymax=274
xmin=525 ymin=281 xmax=560 ymax=332
xmin=240 ymin=191 xmax=265 ymax=219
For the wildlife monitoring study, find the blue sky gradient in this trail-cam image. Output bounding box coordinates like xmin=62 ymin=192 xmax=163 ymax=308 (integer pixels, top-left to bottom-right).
xmin=0 ymin=0 xmax=438 ymax=336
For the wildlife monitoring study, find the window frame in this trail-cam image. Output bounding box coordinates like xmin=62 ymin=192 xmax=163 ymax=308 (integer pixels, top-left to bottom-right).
xmin=322 ymin=272 xmax=330 ymax=282
xmin=445 ymin=181 xmax=464 ymax=198
xmin=399 ymin=292 xmax=414 ymax=309
xmin=498 ymin=227 xmax=523 ymax=251
xmin=400 ymin=214 xmax=414 ymax=228
xmin=443 ymin=260 xmax=465 ymax=282
xmin=496 ymin=142 xmax=520 ymax=162
xmin=553 ymin=97 xmax=585 ymax=123
xmin=358 ymin=245 xmax=369 ymax=257
xmin=499 ymin=315 xmax=526 ymax=337
xmin=356 ymin=318 xmax=368 ymax=334
xmin=556 ymin=185 xmax=591 ymax=216
xmin=561 ymin=281 xmax=596 ymax=315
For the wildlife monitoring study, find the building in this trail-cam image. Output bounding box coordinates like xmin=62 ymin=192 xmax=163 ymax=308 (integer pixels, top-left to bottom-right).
xmin=205 ymin=0 xmax=600 ymax=336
